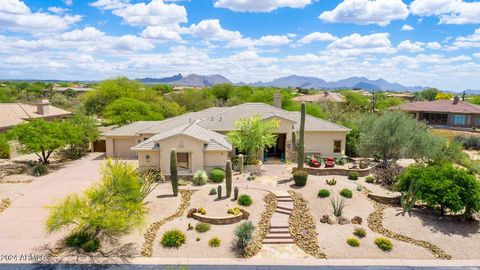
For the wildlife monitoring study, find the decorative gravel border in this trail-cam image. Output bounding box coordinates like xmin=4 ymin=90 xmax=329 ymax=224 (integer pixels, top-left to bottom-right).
xmin=0 ymin=198 xmax=11 ymax=213
xmin=141 ymin=190 xmax=194 ymax=257
xmin=367 ymin=200 xmax=452 ymax=260
xmin=288 ymin=191 xmax=327 ymax=259
xmin=0 ymin=179 xmax=33 ymax=184
xmin=243 ymin=192 xmax=277 ymax=258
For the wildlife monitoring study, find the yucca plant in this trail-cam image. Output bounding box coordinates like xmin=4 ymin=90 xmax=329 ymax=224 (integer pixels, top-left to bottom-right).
xmin=330 ymin=195 xmax=347 ymax=217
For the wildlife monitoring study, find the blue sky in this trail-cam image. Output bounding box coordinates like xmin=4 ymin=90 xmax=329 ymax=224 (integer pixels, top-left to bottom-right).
xmin=1 ymin=0 xmax=480 ymax=91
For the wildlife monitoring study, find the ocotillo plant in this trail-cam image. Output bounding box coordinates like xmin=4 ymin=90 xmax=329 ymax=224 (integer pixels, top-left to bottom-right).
xmin=170 ymin=148 xmax=178 ymax=196
xmin=297 ymin=102 xmax=306 ymax=170
xmin=226 ymin=159 xmax=232 ymax=197
xmin=238 ymin=154 xmax=244 ymax=174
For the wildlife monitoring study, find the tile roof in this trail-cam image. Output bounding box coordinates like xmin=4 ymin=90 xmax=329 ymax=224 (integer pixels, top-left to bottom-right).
xmin=131 ymin=121 xmax=232 ymax=151
xmin=0 ymin=103 xmax=71 ymax=130
xmin=391 ymin=100 xmax=480 ymax=114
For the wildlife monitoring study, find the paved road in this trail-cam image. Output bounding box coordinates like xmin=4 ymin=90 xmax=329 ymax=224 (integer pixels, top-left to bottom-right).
xmin=0 ymin=153 xmax=106 ymax=254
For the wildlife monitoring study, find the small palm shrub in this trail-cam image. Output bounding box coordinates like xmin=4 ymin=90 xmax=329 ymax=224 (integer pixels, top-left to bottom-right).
xmin=64 ymin=231 xmax=100 ymax=252
xmin=353 ymin=228 xmax=366 ymax=238
xmin=348 ymin=172 xmax=359 ymax=180
xmin=293 ymin=170 xmax=308 ymax=186
xmin=193 ymin=169 xmax=208 ymax=186
xmin=346 ymin=237 xmax=360 ymax=247
xmin=365 ymin=176 xmax=375 ymax=183
xmin=317 ymin=189 xmax=331 ymax=198
xmin=210 ymin=168 xmax=225 ymax=182
xmin=238 ymin=194 xmax=253 ymax=206
xmin=234 ymin=221 xmax=256 ymax=248
xmin=330 ymin=195 xmax=347 ymax=217
xmin=208 ymin=237 xmax=221 ymax=247
xmin=161 ymin=229 xmax=186 ymax=248
xmin=340 ymin=188 xmax=353 ymax=198
xmin=374 ymin=237 xmax=393 ymax=252
xmin=195 ymin=222 xmax=211 ymax=233
xmin=326 ymin=178 xmax=336 ymax=186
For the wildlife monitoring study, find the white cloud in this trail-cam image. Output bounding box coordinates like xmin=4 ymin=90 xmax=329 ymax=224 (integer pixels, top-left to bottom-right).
xmin=326 ymin=33 xmax=396 ymax=56
xmin=111 ymin=0 xmax=187 ymax=27
xmin=61 ymin=27 xmax=105 ymax=41
xmin=227 ymin=35 xmax=290 ymax=48
xmin=474 ymin=52 xmax=480 ymax=59
xmin=48 ymin=6 xmax=71 ymax=15
xmin=450 ymin=28 xmax=480 ymax=49
xmin=213 ymin=0 xmax=311 ymax=12
xmin=0 ymin=0 xmax=81 ymax=33
xmin=401 ymin=24 xmax=414 ymax=31
xmin=141 ymin=26 xmax=184 ymax=41
xmin=298 ymin=32 xmax=337 ymax=44
xmin=89 ymin=0 xmax=130 ymax=10
xmin=63 ymin=0 xmax=74 ymax=6
xmin=319 ymin=0 xmax=409 ymax=26
xmin=410 ymin=0 xmax=480 ymax=24
xmin=189 ymin=19 xmax=241 ymax=41
xmin=398 ymin=40 xmax=425 ymax=52
xmin=426 ymin=42 xmax=441 ymax=50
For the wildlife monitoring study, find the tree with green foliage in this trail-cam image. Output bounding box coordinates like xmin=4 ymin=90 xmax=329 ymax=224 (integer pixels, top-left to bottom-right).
xmin=358 ymin=111 xmax=440 ymax=167
xmin=210 ymin=83 xmax=234 ymax=102
xmin=104 ymin=97 xmax=164 ymax=125
xmin=46 ymin=160 xmax=148 ymax=240
xmin=397 ymin=164 xmax=480 ymax=217
xmin=345 ymin=128 xmax=360 ymax=157
xmin=227 ymin=117 xmax=279 ymax=164
xmin=285 ymin=101 xmax=327 ymax=119
xmin=376 ymin=97 xmax=404 ymax=111
xmin=168 ymin=89 xmax=216 ymax=112
xmin=435 ymin=92 xmax=453 ymax=100
xmin=342 ymin=91 xmax=369 ymax=111
xmin=61 ymin=114 xmax=100 ymax=159
xmin=414 ymin=88 xmax=440 ymax=101
xmin=9 ymin=119 xmax=67 ymax=164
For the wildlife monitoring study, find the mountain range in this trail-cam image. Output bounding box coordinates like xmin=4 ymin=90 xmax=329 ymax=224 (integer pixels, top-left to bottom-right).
xmin=137 ymin=74 xmax=428 ymax=92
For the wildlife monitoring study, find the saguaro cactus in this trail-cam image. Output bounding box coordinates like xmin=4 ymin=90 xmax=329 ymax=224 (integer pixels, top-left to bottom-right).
xmin=297 ymin=102 xmax=306 ymax=170
xmin=401 ymin=180 xmax=418 ymax=213
xmin=234 ymin=186 xmax=239 ymax=200
xmin=226 ymin=159 xmax=232 ymax=197
xmin=170 ymin=148 xmax=178 ymax=196
xmin=217 ymin=185 xmax=222 ymax=199
xmin=238 ymin=154 xmax=244 ymax=174
xmin=292 ymin=129 xmax=297 ymax=150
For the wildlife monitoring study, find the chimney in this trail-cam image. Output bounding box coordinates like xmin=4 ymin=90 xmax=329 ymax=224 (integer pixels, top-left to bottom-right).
xmin=453 ymin=96 xmax=460 ymax=105
xmin=273 ymin=93 xmax=282 ymax=108
xmin=324 ymin=91 xmax=328 ymax=97
xmin=36 ymin=99 xmax=50 ymax=115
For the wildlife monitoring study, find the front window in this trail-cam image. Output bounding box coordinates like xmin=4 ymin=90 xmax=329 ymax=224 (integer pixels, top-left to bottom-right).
xmin=452 ymin=114 xmax=471 ymax=126
xmin=333 ymin=140 xmax=342 ymax=153
xmin=177 ymin=152 xmax=190 ymax=171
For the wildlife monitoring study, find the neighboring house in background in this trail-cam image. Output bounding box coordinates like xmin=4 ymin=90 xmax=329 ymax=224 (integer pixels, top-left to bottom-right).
xmin=103 ymin=102 xmax=350 ymax=175
xmin=53 ymin=86 xmax=94 ymax=94
xmin=293 ymin=91 xmax=345 ymax=103
xmin=0 ymin=100 xmax=72 ymax=132
xmin=391 ymin=97 xmax=480 ymax=129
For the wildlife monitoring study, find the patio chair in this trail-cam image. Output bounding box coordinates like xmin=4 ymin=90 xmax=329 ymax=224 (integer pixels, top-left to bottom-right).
xmin=325 ymin=157 xmax=335 ymax=168
xmin=309 ymin=158 xmax=321 ymax=168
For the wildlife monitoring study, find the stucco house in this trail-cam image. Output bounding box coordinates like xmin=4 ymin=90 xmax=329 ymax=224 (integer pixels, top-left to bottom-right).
xmin=103 ymin=103 xmax=350 ymax=175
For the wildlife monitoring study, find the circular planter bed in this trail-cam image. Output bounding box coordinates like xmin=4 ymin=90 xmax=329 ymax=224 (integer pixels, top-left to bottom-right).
xmin=188 ymin=208 xmax=250 ymax=225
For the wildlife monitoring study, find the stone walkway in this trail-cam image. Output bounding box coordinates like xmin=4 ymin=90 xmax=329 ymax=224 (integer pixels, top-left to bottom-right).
xmin=263 ymin=191 xmax=294 ymax=245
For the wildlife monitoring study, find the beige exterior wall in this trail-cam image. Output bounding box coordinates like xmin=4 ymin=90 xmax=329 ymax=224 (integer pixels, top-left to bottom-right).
xmin=204 ymin=151 xmax=229 ymax=172
xmin=304 ymin=131 xmax=347 ymax=157
xmin=105 ymin=136 xmax=140 ymax=159
xmin=272 ymin=117 xmax=294 ymax=141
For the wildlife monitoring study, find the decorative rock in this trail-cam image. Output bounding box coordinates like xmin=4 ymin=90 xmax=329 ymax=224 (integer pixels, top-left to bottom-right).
xmin=320 ymin=215 xmax=335 ymax=225
xmin=337 ymin=216 xmax=350 ymax=225
xmin=0 ymin=198 xmax=11 ymax=213
xmin=351 ymin=216 xmax=362 ymax=224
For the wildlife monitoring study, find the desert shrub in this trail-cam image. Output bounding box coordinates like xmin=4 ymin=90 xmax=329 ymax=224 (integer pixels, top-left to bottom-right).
xmin=30 ymin=162 xmax=48 ymax=176
xmin=339 ymin=188 xmax=353 ymax=198
xmin=365 ymin=176 xmax=375 ymax=183
xmin=318 ymin=189 xmax=331 ymax=198
xmin=209 ymin=188 xmax=217 ymax=195
xmin=234 ymin=221 xmax=255 ymax=248
xmin=0 ymin=135 xmax=10 ymax=159
xmin=193 ymin=169 xmax=208 ymax=186
xmin=161 ymin=229 xmax=186 ymax=248
xmin=238 ymin=194 xmax=253 ymax=206
xmin=196 ymin=237 xmax=201 ymax=241
xmin=330 ymin=195 xmax=347 ymax=217
xmin=195 ymin=222 xmax=211 ymax=233
xmin=227 ymin=207 xmax=242 ymax=215
xmin=346 ymin=237 xmax=360 ymax=247
xmin=372 ymin=164 xmax=404 ymax=186
xmin=208 ymin=237 xmax=221 ymax=247
xmin=335 ymin=156 xmax=346 ymax=165
xmin=178 ymin=179 xmax=191 ymax=186
xmin=64 ymin=231 xmax=100 ymax=252
xmin=293 ymin=170 xmax=308 ymax=186
xmin=326 ymin=178 xmax=336 ymax=185
xmin=210 ymin=168 xmax=225 ymax=182
xmin=454 ymin=135 xmax=480 ymax=150
xmin=356 ymin=184 xmax=363 ymax=191
xmin=348 ymin=172 xmax=359 ymax=180
xmin=198 ymin=207 xmax=207 ymax=215
xmin=374 ymin=237 xmax=393 ymax=251
xmin=353 ymin=228 xmax=366 ymax=238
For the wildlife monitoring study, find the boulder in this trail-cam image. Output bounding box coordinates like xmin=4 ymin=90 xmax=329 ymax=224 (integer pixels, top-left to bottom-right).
xmin=320 ymin=215 xmax=335 ymax=225
xmin=337 ymin=216 xmax=350 ymax=225
xmin=351 ymin=216 xmax=362 ymax=224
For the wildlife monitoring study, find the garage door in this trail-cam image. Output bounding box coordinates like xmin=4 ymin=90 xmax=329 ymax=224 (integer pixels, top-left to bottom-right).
xmin=113 ymin=139 xmax=137 ymax=159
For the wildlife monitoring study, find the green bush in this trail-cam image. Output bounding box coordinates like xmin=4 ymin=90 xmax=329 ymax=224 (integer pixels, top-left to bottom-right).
xmin=81 ymin=238 xmax=100 ymax=252
xmin=208 ymin=237 xmax=221 ymax=247
xmin=340 ymin=188 xmax=353 ymax=198
xmin=195 ymin=222 xmax=211 ymax=233
xmin=196 ymin=237 xmax=201 ymax=241
xmin=374 ymin=237 xmax=393 ymax=251
xmin=161 ymin=229 xmax=186 ymax=248
xmin=348 ymin=172 xmax=359 ymax=180
xmin=353 ymin=228 xmax=366 ymax=238
xmin=317 ymin=189 xmax=331 ymax=198
xmin=209 ymin=188 xmax=217 ymax=195
xmin=365 ymin=176 xmax=375 ymax=183
xmin=193 ymin=169 xmax=208 ymax=186
xmin=64 ymin=231 xmax=100 ymax=252
xmin=234 ymin=221 xmax=256 ymax=249
xmin=293 ymin=170 xmax=308 ymax=186
xmin=30 ymin=163 xmax=48 ymax=177
xmin=346 ymin=237 xmax=360 ymax=247
xmin=238 ymin=194 xmax=253 ymax=206
xmin=210 ymin=168 xmax=225 ymax=183
xmin=0 ymin=135 xmax=10 ymax=159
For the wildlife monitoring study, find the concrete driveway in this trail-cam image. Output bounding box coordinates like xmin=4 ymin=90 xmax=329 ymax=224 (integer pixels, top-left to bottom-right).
xmin=0 ymin=153 xmax=108 ymax=255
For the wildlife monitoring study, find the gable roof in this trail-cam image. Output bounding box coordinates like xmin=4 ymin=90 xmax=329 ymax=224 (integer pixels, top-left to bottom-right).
xmin=0 ymin=103 xmax=71 ymax=130
xmin=131 ymin=121 xmax=232 ymax=151
xmin=391 ymin=100 xmax=480 ymax=114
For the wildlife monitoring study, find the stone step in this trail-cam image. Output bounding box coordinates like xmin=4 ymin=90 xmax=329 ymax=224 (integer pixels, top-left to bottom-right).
xmin=262 ymin=238 xmax=295 ymax=244
xmin=265 ymin=233 xmax=292 ymax=239
xmin=276 ymin=195 xmax=291 ymax=198
xmin=268 ymin=229 xmax=290 ymax=234
xmin=275 ymin=209 xmax=292 ymax=216
xmin=270 ymin=225 xmax=289 ymax=229
xmin=277 ymin=199 xmax=294 ymax=203
xmin=277 ymin=206 xmax=293 ymax=211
